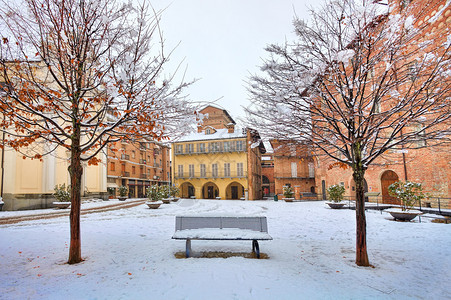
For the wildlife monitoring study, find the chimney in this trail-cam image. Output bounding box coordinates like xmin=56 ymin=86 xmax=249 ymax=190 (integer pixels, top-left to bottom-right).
xmin=227 ymin=123 xmax=235 ymax=133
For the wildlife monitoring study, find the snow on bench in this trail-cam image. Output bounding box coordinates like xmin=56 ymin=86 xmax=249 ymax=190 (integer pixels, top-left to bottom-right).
xmin=172 ymin=216 xmax=272 ymax=258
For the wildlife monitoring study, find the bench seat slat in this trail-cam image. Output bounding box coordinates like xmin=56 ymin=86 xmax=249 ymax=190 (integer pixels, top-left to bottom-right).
xmin=172 ymin=228 xmax=273 ymax=240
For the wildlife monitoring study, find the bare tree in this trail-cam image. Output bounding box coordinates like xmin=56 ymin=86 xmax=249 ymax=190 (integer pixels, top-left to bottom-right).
xmin=245 ymin=0 xmax=450 ymax=266
xmin=0 ymin=0 xmax=197 ymax=264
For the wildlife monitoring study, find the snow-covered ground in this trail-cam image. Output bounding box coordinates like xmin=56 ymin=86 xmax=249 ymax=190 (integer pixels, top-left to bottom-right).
xmin=0 ymin=200 xmax=450 ymax=299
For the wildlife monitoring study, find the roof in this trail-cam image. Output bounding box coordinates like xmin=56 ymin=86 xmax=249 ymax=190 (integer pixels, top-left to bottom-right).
xmin=175 ymin=128 xmax=246 ymax=142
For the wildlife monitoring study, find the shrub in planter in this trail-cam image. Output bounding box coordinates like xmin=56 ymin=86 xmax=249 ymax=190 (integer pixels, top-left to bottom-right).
xmin=118 ymin=185 xmax=128 ymax=200
xmin=388 ymin=181 xmax=425 ymax=211
xmin=146 ymin=185 xmax=163 ymax=209
xmin=170 ymin=185 xmax=180 ymax=201
xmin=53 ymin=184 xmax=71 ymax=208
xmin=327 ymin=184 xmax=345 ymax=203
xmin=386 ymin=181 xmax=425 ymax=221
xmin=54 ymin=184 xmax=71 ymax=202
xmin=283 ymin=186 xmax=294 ymax=201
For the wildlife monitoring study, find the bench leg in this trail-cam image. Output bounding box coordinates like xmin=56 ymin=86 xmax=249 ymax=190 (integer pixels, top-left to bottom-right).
xmin=186 ymin=239 xmax=191 ymax=258
xmin=252 ymin=240 xmax=260 ymax=259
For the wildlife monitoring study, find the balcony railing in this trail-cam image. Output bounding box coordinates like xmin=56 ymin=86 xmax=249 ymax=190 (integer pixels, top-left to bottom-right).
xmin=174 ymin=171 xmax=248 ymax=179
xmin=121 ymin=171 xmax=130 ymax=177
xmin=121 ymin=154 xmax=130 ymax=160
xmin=140 ymin=159 xmax=147 ymax=164
xmin=140 ymin=174 xmax=148 ymax=179
xmin=174 ymin=148 xmax=246 ymax=155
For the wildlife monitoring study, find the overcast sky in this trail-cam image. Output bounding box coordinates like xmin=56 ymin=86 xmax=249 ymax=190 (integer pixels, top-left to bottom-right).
xmin=150 ymin=0 xmax=322 ymax=124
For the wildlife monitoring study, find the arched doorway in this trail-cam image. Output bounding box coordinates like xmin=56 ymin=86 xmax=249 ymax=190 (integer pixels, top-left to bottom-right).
xmin=202 ymin=182 xmax=219 ymax=199
xmin=180 ymin=182 xmax=195 ymax=198
xmin=226 ymin=182 xmax=245 ymax=200
xmin=381 ymin=170 xmax=400 ymax=204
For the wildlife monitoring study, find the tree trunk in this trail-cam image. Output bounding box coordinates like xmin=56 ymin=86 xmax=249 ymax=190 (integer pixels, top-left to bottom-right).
xmin=68 ymin=135 xmax=83 ymax=264
xmin=352 ymin=142 xmax=370 ymax=267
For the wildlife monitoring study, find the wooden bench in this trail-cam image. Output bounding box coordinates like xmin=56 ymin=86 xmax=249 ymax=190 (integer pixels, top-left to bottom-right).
xmin=172 ymin=216 xmax=272 ymax=258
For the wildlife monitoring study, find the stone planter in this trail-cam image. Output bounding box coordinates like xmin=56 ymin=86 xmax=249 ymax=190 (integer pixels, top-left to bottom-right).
xmin=385 ymin=208 xmax=422 ymax=221
xmin=283 ymin=198 xmax=295 ymax=202
xmin=146 ymin=201 xmax=162 ymax=209
xmin=162 ymin=198 xmax=171 ymax=204
xmin=53 ymin=202 xmax=71 ymax=209
xmin=118 ymin=197 xmax=127 ymax=201
xmin=171 ymin=197 xmax=179 ymax=202
xmin=326 ymin=201 xmax=346 ymax=209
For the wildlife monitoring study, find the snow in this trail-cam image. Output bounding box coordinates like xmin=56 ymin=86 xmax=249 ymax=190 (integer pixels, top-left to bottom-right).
xmin=1 ymin=200 xmax=450 ymax=299
xmin=429 ymin=0 xmax=451 ymax=24
xmin=177 ymin=128 xmax=245 ymax=142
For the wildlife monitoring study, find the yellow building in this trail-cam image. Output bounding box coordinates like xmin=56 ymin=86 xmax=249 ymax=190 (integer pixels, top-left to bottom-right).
xmin=0 ymin=146 xmax=107 ymax=211
xmin=0 ymin=61 xmax=107 ymax=210
xmin=172 ymin=106 xmax=265 ymax=200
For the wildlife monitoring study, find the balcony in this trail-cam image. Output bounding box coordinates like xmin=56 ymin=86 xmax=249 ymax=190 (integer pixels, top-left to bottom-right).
xmin=121 ymin=154 xmax=130 ymax=160
xmin=140 ymin=174 xmax=148 ymax=179
xmin=140 ymin=159 xmax=147 ymax=164
xmin=121 ymin=171 xmax=130 ymax=177
xmin=174 ymin=148 xmax=246 ymax=156
xmin=174 ymin=171 xmax=248 ymax=180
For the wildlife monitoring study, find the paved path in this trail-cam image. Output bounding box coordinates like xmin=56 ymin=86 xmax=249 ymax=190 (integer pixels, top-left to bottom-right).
xmin=0 ymin=199 xmax=146 ymax=225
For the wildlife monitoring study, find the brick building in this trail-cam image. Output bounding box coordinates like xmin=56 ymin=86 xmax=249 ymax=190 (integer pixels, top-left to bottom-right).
xmin=261 ymin=152 xmax=275 ymax=198
xmin=107 ymin=140 xmax=171 ymax=198
xmin=314 ymin=0 xmax=451 ymax=206
xmin=270 ymin=140 xmax=316 ymax=200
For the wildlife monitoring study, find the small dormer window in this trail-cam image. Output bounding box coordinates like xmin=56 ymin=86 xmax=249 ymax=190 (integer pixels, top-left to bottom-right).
xmin=206 ymin=128 xmax=211 ymax=134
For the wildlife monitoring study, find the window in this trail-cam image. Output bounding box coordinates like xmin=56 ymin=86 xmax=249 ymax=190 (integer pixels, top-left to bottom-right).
xmin=178 ymin=165 xmax=184 ymax=178
xmin=110 ymin=162 xmax=115 ymax=171
xmin=415 ymin=124 xmax=426 ymax=147
xmin=175 ymin=144 xmax=183 ymax=154
xmin=197 ymin=143 xmax=206 ymax=153
xmin=308 ymin=162 xmax=315 ymax=178
xmin=186 ymin=143 xmax=194 ymax=153
xmin=212 ymin=164 xmax=218 ymax=177
xmin=132 ymin=166 xmax=136 ymax=175
xmin=189 ymin=164 xmax=195 ymax=178
xmin=236 ymin=140 xmax=245 ymax=151
xmin=237 ymin=163 xmax=244 ymax=177
xmin=210 ymin=142 xmax=220 ymax=153
xmin=206 ymin=128 xmax=211 ymax=134
xmin=291 ymin=162 xmax=297 ymax=178
xmin=223 ymin=141 xmax=230 ymax=152
xmin=200 ymin=164 xmax=206 ymax=177
xmin=230 ymin=140 xmax=236 ymax=151
xmin=224 ymin=163 xmax=230 ymax=177
xmin=131 ymin=150 xmax=135 ymax=159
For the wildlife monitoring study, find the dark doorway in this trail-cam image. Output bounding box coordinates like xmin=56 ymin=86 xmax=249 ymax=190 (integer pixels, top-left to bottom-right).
xmin=322 ymin=180 xmax=326 ymax=200
xmin=231 ymin=186 xmax=238 ymax=199
xmin=188 ymin=185 xmax=195 ymax=197
xmin=207 ymin=186 xmax=214 ymax=199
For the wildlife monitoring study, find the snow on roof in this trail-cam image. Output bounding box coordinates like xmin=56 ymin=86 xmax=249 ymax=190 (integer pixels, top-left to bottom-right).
xmin=177 ymin=128 xmax=246 ymax=142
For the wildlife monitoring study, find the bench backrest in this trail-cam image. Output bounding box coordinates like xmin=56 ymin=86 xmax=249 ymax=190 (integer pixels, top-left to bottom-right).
xmin=175 ymin=216 xmax=268 ymax=232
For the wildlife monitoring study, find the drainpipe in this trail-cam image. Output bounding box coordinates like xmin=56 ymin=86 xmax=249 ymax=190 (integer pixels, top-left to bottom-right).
xmin=1 ymin=128 xmax=5 ymax=198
